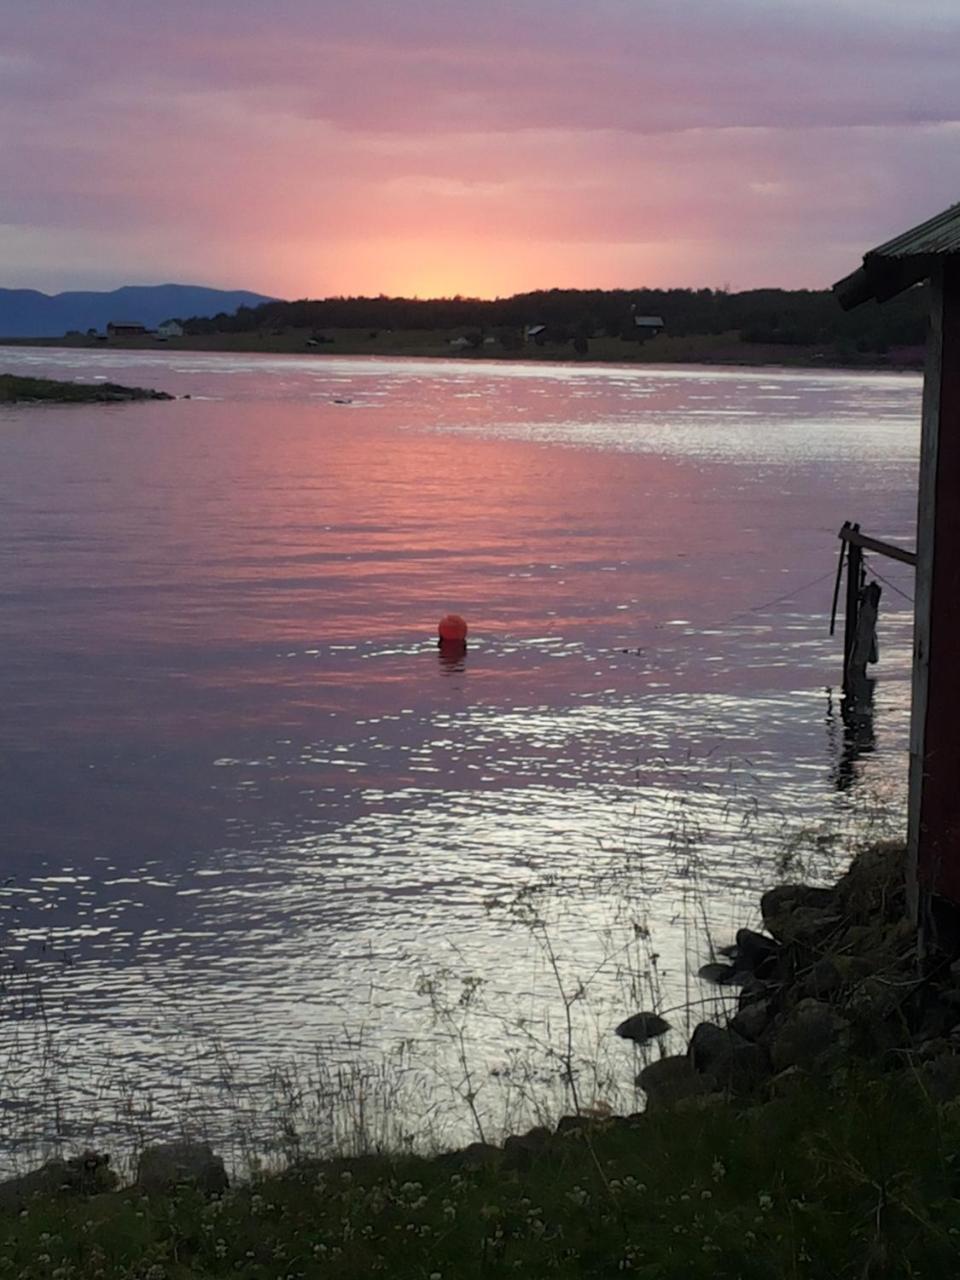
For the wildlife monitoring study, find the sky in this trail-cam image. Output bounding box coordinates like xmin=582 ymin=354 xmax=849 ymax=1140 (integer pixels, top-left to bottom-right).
xmin=1 ymin=0 xmax=958 ymax=299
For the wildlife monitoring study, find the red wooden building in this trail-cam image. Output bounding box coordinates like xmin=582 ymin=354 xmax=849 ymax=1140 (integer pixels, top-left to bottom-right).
xmin=835 ymin=200 xmax=960 ymax=945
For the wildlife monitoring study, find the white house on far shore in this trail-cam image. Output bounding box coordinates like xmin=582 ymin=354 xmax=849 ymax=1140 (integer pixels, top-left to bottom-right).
xmin=156 ymin=320 xmax=184 ymax=339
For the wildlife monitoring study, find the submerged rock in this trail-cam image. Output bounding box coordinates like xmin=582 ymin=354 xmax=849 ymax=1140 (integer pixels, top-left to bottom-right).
xmin=615 ymin=1011 xmax=670 ymax=1044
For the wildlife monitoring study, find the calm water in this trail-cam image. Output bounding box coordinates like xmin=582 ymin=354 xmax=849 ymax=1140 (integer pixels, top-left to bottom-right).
xmin=0 ymin=348 xmax=921 ymax=1159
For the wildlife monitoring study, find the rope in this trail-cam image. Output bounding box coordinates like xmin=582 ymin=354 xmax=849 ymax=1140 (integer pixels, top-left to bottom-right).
xmin=720 ymin=568 xmax=840 ymax=626
xmin=867 ymin=562 xmax=915 ymax=605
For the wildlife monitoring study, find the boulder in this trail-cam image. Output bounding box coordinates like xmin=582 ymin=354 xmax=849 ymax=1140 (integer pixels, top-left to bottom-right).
xmin=637 ymin=1055 xmax=712 ymax=1110
xmin=687 ymin=1022 xmax=767 ymax=1091
xmin=769 ymin=999 xmax=851 ymax=1072
xmin=137 ymin=1142 xmax=228 ymax=1196
xmin=555 ymin=1115 xmax=591 ymax=1136
xmin=799 ymin=954 xmax=876 ymax=999
xmin=502 ymin=1126 xmax=551 ymax=1170
xmin=738 ymin=977 xmax=773 ymax=1009
xmin=835 ymin=842 xmax=906 ymax=921
xmin=730 ymin=999 xmax=773 ymax=1043
xmin=734 ymin=928 xmax=779 ymax=971
xmin=761 ymin=884 xmax=837 ymax=919
xmin=919 ymin=1053 xmax=960 ymax=1103
xmin=697 ymin=962 xmax=748 ymax=985
xmin=453 ymin=1142 xmax=502 ymax=1168
xmin=761 ymin=885 xmax=839 ymax=944
xmin=0 ymin=1151 xmax=115 ymax=1211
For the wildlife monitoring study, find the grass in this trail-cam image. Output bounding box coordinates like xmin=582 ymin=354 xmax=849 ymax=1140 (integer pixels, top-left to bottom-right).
xmin=3 ymin=1069 xmax=960 ymax=1278
xmin=0 ymin=374 xmax=171 ymax=403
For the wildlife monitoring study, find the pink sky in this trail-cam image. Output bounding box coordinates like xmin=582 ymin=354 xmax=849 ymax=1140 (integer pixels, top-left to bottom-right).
xmin=2 ymin=0 xmax=959 ymax=297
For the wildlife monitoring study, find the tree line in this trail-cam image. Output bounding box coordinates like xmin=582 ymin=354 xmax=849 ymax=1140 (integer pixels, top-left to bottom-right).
xmin=182 ymin=285 xmax=928 ymax=354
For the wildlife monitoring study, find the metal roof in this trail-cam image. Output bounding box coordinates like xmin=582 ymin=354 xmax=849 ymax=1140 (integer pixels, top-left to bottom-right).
xmin=633 ymin=314 xmax=664 ymax=326
xmin=834 ymin=200 xmax=960 ymax=310
xmin=871 ymin=201 xmax=960 ymax=259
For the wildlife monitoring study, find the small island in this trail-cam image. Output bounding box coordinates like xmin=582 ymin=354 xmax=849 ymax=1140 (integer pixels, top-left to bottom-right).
xmin=0 ymin=373 xmax=173 ymax=403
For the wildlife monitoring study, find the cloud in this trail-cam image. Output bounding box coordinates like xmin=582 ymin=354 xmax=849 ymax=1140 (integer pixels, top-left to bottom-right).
xmin=1 ymin=0 xmax=958 ymax=293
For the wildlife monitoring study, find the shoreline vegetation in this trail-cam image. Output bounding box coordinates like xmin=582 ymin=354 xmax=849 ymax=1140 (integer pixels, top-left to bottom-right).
xmin=0 ymin=373 xmax=173 ymax=403
xmin=6 ymin=841 xmax=960 ymax=1277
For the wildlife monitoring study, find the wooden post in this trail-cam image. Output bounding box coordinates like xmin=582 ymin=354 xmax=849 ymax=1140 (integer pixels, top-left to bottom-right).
xmin=842 ymin=526 xmax=862 ymax=692
xmin=908 ymin=259 xmax=960 ymax=940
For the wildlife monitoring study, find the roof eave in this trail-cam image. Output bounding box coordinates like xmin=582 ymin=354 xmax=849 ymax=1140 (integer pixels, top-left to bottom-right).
xmin=833 ymin=255 xmax=932 ymax=312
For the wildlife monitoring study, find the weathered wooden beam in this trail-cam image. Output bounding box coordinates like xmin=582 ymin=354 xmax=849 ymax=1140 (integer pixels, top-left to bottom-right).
xmin=908 ymin=259 xmax=960 ymax=936
xmin=838 ymin=527 xmax=918 ymax=567
xmin=843 ymin=535 xmax=863 ymax=689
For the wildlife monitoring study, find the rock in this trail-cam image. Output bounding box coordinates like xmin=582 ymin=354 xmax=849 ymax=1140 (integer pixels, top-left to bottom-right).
xmin=0 ymin=1152 xmax=115 ymax=1211
xmin=800 ymin=957 xmax=844 ymax=999
xmin=730 ymin=999 xmax=773 ymax=1043
xmin=738 ymin=977 xmax=773 ymax=1009
xmin=761 ymin=884 xmax=837 ymax=920
xmin=452 ymin=1142 xmax=502 ymax=1168
xmin=615 ymin=1011 xmax=670 ymax=1044
xmin=767 ymin=1065 xmax=807 ymax=1096
xmin=919 ymin=1053 xmax=960 ymax=1103
xmin=769 ymin=999 xmax=851 ymax=1072
xmin=735 ymin=928 xmax=779 ymax=970
xmin=697 ymin=962 xmax=748 ymax=985
xmin=502 ymin=1126 xmax=551 ymax=1170
xmin=761 ymin=885 xmax=840 ymax=944
xmin=555 ymin=1115 xmax=590 ymax=1135
xmin=768 ymin=905 xmax=842 ymax=946
xmin=799 ymin=955 xmax=876 ymax=999
xmin=136 ymin=1142 xmax=228 ymax=1196
xmin=637 ymin=1055 xmax=712 ymax=1109
xmin=835 ymin=842 xmax=906 ymax=921
xmin=687 ymin=1022 xmax=767 ymax=1091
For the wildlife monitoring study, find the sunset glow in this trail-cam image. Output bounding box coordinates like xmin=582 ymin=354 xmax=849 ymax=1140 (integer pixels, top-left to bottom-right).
xmin=2 ymin=0 xmax=958 ymax=297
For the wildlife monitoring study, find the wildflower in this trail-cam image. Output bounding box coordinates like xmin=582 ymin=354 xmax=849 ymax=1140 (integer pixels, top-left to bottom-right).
xmin=711 ymin=1158 xmax=726 ymax=1181
xmin=700 ymin=1190 xmax=712 ymax=1200
xmin=758 ymin=1193 xmax=773 ymax=1211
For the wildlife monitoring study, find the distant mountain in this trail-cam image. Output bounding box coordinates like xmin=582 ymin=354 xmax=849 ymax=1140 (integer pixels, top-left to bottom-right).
xmin=0 ymin=284 xmax=278 ymax=338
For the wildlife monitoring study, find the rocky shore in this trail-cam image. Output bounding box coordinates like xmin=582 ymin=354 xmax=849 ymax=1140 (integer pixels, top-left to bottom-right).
xmin=0 ymin=373 xmax=173 ymax=403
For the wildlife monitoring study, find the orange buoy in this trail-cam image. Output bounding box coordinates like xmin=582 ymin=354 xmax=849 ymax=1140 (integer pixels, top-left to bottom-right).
xmin=438 ymin=613 xmax=468 ymax=643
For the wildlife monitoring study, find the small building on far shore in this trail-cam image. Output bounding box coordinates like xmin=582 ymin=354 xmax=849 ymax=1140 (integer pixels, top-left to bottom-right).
xmin=633 ymin=314 xmax=665 ymax=339
xmin=156 ymin=320 xmax=184 ymax=339
xmin=106 ymin=321 xmax=148 ymax=338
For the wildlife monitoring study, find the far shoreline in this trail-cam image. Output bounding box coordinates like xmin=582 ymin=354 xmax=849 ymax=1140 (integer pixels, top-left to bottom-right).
xmin=0 ymin=327 xmax=925 ymax=375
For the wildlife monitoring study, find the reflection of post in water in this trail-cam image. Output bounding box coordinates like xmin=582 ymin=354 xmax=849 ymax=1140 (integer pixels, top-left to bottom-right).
xmin=437 ymin=638 xmax=467 ymax=673
xmin=826 ymin=676 xmax=877 ymax=792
